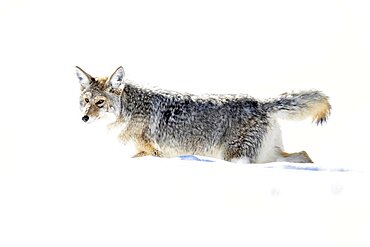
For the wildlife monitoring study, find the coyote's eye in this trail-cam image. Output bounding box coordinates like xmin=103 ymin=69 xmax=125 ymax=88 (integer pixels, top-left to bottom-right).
xmin=96 ymin=99 xmax=105 ymax=108
xmin=85 ymin=98 xmax=89 ymax=103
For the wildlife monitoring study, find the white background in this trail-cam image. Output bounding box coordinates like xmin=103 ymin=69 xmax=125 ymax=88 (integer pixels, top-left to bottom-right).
xmin=1 ymin=0 xmax=370 ymax=246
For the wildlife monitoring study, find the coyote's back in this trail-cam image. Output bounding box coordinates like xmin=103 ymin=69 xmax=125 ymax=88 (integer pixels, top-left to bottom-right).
xmin=76 ymin=66 xmax=330 ymax=163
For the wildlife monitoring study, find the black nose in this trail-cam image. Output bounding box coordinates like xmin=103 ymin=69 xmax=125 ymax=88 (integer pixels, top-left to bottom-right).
xmin=82 ymin=115 xmax=89 ymax=122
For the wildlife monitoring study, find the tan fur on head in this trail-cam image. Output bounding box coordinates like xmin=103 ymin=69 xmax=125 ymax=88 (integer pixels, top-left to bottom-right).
xmin=96 ymin=77 xmax=109 ymax=89
xmin=88 ymin=77 xmax=109 ymax=90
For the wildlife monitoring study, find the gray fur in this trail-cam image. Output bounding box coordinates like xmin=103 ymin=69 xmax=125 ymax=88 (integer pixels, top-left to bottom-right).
xmin=122 ymin=83 xmax=270 ymax=161
xmin=77 ymin=66 xmax=331 ymax=163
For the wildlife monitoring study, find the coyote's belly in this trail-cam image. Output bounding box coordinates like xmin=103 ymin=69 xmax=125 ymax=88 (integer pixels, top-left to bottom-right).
xmin=153 ymin=117 xmax=283 ymax=163
xmin=150 ymin=108 xmax=230 ymax=158
xmin=156 ymin=141 xmax=225 ymax=160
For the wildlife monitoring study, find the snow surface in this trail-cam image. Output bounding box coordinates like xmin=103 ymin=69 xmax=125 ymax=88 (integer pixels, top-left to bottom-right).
xmin=1 ymin=154 xmax=370 ymax=247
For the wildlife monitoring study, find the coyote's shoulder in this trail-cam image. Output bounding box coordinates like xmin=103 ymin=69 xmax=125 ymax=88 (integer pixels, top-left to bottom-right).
xmin=76 ymin=66 xmax=330 ymax=164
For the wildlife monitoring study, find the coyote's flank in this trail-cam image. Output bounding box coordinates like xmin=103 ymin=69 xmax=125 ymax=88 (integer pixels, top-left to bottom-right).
xmin=76 ymin=66 xmax=330 ymax=163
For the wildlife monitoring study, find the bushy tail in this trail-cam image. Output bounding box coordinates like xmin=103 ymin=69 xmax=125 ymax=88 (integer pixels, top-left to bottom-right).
xmin=262 ymin=90 xmax=331 ymax=124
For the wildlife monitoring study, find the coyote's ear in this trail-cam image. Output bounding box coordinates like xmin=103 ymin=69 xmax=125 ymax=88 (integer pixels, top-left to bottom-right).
xmin=76 ymin=66 xmax=92 ymax=88
xmin=107 ymin=66 xmax=125 ymax=89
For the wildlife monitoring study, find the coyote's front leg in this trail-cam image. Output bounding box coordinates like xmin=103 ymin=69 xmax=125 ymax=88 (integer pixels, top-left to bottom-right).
xmin=132 ymin=151 xmax=151 ymax=158
xmin=132 ymin=137 xmax=161 ymax=158
xmin=132 ymin=150 xmax=161 ymax=158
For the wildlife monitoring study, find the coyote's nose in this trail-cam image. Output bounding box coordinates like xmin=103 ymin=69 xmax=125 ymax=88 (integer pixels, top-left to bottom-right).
xmin=82 ymin=115 xmax=89 ymax=122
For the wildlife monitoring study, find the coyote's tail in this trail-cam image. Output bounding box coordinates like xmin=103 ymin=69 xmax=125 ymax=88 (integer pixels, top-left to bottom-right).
xmin=262 ymin=90 xmax=331 ymax=124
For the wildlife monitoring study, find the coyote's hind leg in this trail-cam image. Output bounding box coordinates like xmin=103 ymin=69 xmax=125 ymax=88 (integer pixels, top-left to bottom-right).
xmin=277 ymin=151 xmax=313 ymax=163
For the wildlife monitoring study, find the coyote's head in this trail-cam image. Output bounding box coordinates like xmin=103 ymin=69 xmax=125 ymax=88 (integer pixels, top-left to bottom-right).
xmin=76 ymin=66 xmax=124 ymax=123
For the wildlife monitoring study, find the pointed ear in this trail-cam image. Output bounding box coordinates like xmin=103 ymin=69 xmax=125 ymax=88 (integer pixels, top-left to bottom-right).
xmin=76 ymin=66 xmax=92 ymax=88
xmin=107 ymin=66 xmax=125 ymax=89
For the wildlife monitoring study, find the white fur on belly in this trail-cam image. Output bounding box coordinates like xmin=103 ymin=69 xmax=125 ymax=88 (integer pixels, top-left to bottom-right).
xmin=255 ymin=118 xmax=283 ymax=163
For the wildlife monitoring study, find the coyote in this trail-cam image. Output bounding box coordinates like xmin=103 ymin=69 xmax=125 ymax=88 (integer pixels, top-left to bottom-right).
xmin=76 ymin=66 xmax=331 ymax=163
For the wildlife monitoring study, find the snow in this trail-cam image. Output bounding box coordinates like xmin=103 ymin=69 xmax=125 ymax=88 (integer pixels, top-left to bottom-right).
xmin=1 ymin=125 xmax=370 ymax=247
xmin=1 ymin=154 xmax=370 ymax=247
xmin=1 ymin=0 xmax=370 ymax=246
